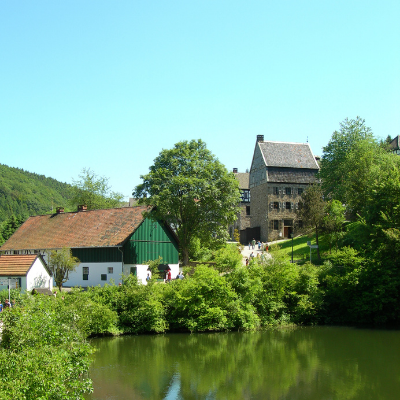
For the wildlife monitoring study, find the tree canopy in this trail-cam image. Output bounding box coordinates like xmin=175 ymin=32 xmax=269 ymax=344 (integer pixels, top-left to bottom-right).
xmin=47 ymin=247 xmax=80 ymax=291
xmin=70 ymin=168 xmax=124 ymax=210
xmin=133 ymin=140 xmax=241 ymax=265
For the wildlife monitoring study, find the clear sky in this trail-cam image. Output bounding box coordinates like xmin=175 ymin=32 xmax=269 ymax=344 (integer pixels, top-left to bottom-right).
xmin=1 ymin=1 xmax=399 ymax=201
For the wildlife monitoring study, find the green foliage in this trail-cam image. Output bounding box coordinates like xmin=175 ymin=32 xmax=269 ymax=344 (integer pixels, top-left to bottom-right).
xmin=47 ymin=247 xmax=80 ymax=291
xmin=164 ymin=266 xmax=260 ymax=332
xmin=323 ymin=200 xmax=345 ymax=252
xmin=0 ymin=295 xmax=93 ymax=399
xmin=133 ymin=139 xmax=241 ymax=265
xmin=297 ymin=183 xmax=325 ymax=260
xmin=0 ymin=214 xmax=26 ymax=245
xmin=213 ymin=243 xmax=243 ymax=273
xmin=70 ymin=168 xmax=124 ymax=210
xmin=0 ymin=163 xmax=73 ymax=224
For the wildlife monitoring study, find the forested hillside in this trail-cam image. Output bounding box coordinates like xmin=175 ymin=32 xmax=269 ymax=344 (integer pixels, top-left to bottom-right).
xmin=0 ymin=163 xmax=73 ymax=224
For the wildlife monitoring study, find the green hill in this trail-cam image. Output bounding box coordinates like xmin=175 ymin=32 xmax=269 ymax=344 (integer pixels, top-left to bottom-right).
xmin=0 ymin=163 xmax=73 ymax=224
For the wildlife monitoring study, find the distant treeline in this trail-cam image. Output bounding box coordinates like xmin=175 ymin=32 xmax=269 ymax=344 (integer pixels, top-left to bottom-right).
xmin=0 ymin=163 xmax=73 ymax=224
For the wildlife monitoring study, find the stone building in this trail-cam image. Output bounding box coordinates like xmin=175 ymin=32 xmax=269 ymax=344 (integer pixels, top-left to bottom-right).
xmin=249 ymin=135 xmax=320 ymax=242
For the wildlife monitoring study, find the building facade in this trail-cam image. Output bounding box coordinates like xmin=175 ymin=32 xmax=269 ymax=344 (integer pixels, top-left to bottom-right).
xmin=0 ymin=206 xmax=179 ymax=287
xmin=249 ymin=135 xmax=319 ymax=242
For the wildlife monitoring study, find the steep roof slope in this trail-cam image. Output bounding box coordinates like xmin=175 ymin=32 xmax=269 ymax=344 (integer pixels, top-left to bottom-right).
xmin=0 ymin=254 xmax=39 ymax=276
xmin=258 ymin=141 xmax=319 ymax=169
xmin=0 ymin=206 xmax=152 ymax=251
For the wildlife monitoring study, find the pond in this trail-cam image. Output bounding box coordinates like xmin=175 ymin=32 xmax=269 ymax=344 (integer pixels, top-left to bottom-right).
xmin=85 ymin=326 xmax=400 ymax=400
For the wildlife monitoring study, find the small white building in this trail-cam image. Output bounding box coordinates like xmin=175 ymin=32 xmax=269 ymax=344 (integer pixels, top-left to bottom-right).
xmin=0 ymin=254 xmax=53 ymax=292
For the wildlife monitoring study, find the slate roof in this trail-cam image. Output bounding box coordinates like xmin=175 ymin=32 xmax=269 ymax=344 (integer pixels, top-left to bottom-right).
xmin=258 ymin=141 xmax=319 ymax=170
xmin=0 ymin=206 xmax=152 ymax=251
xmin=390 ymin=135 xmax=399 ymax=150
xmin=234 ymin=172 xmax=249 ymax=189
xmin=0 ymin=254 xmax=39 ymax=276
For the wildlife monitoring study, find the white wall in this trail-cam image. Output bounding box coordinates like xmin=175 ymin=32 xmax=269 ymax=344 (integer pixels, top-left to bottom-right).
xmin=26 ymin=258 xmax=53 ymax=291
xmin=64 ymin=262 xmax=123 ymax=288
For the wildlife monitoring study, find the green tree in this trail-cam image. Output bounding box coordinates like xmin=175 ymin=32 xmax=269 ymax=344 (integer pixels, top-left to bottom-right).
xmin=47 ymin=247 xmax=80 ymax=291
xmin=70 ymin=168 xmax=124 ymax=210
xmin=133 ymin=140 xmax=241 ymax=265
xmin=319 ymin=117 xmax=375 ymax=215
xmin=296 ymin=184 xmax=325 ymax=261
xmin=0 ymin=214 xmax=26 ymax=245
xmin=324 ymin=200 xmax=345 ymax=252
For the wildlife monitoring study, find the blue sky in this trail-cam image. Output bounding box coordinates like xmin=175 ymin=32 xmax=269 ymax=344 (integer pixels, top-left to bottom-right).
xmin=1 ymin=1 xmax=399 ymax=201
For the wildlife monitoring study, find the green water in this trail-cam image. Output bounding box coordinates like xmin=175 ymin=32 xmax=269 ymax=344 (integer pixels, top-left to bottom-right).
xmin=85 ymin=326 xmax=400 ymax=400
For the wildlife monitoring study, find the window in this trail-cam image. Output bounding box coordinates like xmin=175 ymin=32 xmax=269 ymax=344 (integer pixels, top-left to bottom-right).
xmin=108 ymin=267 xmax=113 ymax=274
xmin=274 ymin=220 xmax=279 ymax=230
xmin=286 ymin=202 xmax=292 ymax=210
xmin=284 ymin=220 xmax=293 ymax=226
xmin=101 ymin=274 xmax=107 ymax=281
xmin=298 ymin=188 xmax=304 ymax=195
xmin=273 ymin=202 xmax=279 ymax=209
xmin=83 ymin=267 xmax=89 ymax=281
xmin=241 ymin=189 xmax=250 ymax=203
xmin=246 ymin=206 xmax=250 ymax=216
xmin=273 ymin=187 xmax=279 ymax=195
xmin=130 ymin=267 xmax=137 ymax=276
xmin=285 ymin=187 xmax=292 ymax=195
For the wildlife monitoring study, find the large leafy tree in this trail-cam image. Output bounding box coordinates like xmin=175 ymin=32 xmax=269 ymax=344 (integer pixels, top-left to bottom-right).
xmin=70 ymin=168 xmax=124 ymax=210
xmin=133 ymin=140 xmax=241 ymax=265
xmin=296 ymin=183 xmax=325 ymax=261
xmin=47 ymin=247 xmax=80 ymax=291
xmin=319 ymin=117 xmax=376 ymax=215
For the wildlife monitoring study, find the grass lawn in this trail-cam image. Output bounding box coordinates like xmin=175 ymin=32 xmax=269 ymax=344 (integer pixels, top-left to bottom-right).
xmin=269 ymin=232 xmax=331 ymax=264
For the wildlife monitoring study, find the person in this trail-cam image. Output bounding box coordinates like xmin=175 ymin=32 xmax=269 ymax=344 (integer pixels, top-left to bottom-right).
xmin=258 ymin=241 xmax=261 ymax=250
xmin=166 ymin=269 xmax=172 ymax=282
xmin=248 ymin=242 xmax=251 ymax=250
xmin=0 ymin=302 xmax=3 ymax=312
xmin=245 ymin=258 xmax=249 ymax=266
xmin=146 ymin=273 xmax=151 ymax=282
xmin=249 ymin=252 xmax=255 ymax=259
xmin=4 ymin=299 xmax=11 ymax=309
xmin=252 ymin=238 xmax=256 ymax=249
xmin=266 ymin=244 xmax=269 ymax=252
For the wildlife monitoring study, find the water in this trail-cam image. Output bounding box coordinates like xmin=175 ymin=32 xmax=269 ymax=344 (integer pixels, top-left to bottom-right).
xmin=85 ymin=326 xmax=400 ymax=400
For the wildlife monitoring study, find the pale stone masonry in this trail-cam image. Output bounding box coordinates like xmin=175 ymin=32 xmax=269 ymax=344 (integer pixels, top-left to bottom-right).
xmin=249 ymin=136 xmax=319 ymax=242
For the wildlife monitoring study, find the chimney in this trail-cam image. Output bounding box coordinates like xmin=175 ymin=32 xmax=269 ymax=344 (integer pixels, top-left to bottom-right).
xmin=56 ymin=207 xmax=64 ymax=214
xmin=233 ymin=168 xmax=238 ymax=173
xmin=77 ymin=205 xmax=87 ymax=212
xmin=257 ymin=135 xmax=264 ymax=142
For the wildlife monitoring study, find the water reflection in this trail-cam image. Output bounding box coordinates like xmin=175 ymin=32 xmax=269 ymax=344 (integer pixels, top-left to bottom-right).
xmin=85 ymin=327 xmax=400 ymax=400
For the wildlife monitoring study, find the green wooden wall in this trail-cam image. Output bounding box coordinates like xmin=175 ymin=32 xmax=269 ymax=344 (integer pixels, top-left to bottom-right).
xmin=123 ymin=218 xmax=179 ymax=264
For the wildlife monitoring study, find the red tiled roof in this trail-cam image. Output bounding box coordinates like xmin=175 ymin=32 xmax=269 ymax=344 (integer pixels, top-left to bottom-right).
xmin=0 ymin=206 xmax=152 ymax=251
xmin=0 ymin=254 xmax=38 ymax=276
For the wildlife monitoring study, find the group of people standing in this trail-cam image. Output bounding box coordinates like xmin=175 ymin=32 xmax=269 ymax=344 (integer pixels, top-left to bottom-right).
xmin=0 ymin=298 xmax=12 ymax=312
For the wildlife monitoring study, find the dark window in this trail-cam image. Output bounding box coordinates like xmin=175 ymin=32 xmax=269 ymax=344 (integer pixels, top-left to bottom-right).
xmin=286 ymin=202 xmax=291 ymax=210
xmin=273 ymin=220 xmax=279 ymax=230
xmin=83 ymin=267 xmax=89 ymax=280
xmin=273 ymin=202 xmax=279 ymax=209
xmin=298 ymin=188 xmax=304 ymax=195
xmin=101 ymin=274 xmax=107 ymax=281
xmin=130 ymin=267 xmax=137 ymax=276
xmin=246 ymin=206 xmax=250 ymax=215
xmin=284 ymin=220 xmax=293 ymax=227
xmin=241 ymin=189 xmax=250 ymax=203
xmin=83 ymin=274 xmax=88 ymax=281
xmin=273 ymin=187 xmax=279 ymax=195
xmin=285 ymin=187 xmax=292 ymax=195
xmin=108 ymin=267 xmax=113 ymax=274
